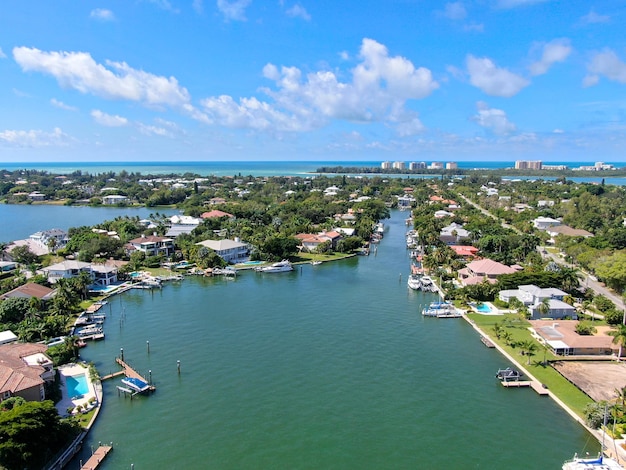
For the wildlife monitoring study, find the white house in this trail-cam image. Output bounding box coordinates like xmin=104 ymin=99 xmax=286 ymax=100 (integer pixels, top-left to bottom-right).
xmin=102 ymin=194 xmax=129 ymax=205
xmin=41 ymin=261 xmax=92 ymax=283
xmin=439 ymin=222 xmax=470 ymax=245
xmin=127 ymin=235 xmax=175 ymax=257
xmin=196 ymin=239 xmax=249 ymax=263
xmin=533 ymin=217 xmax=561 ymax=230
xmin=498 ymin=284 xmax=575 ymax=319
xmin=29 ymin=228 xmax=69 ymax=251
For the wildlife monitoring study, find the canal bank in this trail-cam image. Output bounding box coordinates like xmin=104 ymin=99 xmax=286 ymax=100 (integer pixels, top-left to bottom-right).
xmin=68 ymin=210 xmax=598 ymax=469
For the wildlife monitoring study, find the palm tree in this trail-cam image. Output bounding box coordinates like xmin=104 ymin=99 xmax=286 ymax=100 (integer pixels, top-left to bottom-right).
xmin=519 ymin=339 xmax=538 ymax=365
xmin=537 ymin=297 xmax=551 ymax=319
xmin=608 ymin=324 xmax=626 ymax=362
xmin=492 ymin=322 xmax=503 ymax=340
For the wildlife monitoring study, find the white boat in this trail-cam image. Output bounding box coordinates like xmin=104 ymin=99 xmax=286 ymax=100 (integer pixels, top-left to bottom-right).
xmin=407 ymin=275 xmax=421 ymax=290
xmin=422 ymin=301 xmax=460 ymax=317
xmin=562 ymin=454 xmax=624 ymax=470
xmin=256 ymin=260 xmax=293 ymax=273
xmin=311 ymin=260 xmax=322 ymax=266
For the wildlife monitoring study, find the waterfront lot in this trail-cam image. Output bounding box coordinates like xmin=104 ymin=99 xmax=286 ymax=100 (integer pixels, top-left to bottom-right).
xmin=554 ymin=361 xmax=626 ymax=402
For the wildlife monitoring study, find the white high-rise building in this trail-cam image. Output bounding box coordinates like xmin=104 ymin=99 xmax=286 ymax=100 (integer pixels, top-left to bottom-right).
xmin=381 ymin=161 xmax=392 ymax=170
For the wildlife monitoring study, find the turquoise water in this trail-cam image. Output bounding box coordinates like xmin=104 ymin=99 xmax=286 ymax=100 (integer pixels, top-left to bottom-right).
xmin=0 ymin=205 xmax=179 ymax=242
xmin=66 ymin=375 xmax=89 ymax=397
xmin=67 ymin=210 xmax=598 ymax=469
xmin=474 ymin=303 xmax=493 ymax=313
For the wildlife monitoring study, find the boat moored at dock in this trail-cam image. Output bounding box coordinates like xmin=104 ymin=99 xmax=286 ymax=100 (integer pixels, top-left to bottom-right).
xmin=255 ymin=260 xmax=293 ymax=273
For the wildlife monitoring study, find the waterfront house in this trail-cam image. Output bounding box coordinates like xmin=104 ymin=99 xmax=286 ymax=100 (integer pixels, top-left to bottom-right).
xmin=102 ymin=194 xmax=129 ymax=205
xmin=29 ymin=228 xmax=69 ymax=252
xmin=166 ymin=215 xmax=202 ymax=238
xmin=90 ymin=264 xmax=119 ymax=286
xmin=529 ymin=320 xmax=616 ymax=356
xmin=295 ymin=230 xmax=343 ymax=252
xmin=127 ymin=235 xmax=175 ymax=257
xmin=449 ymin=245 xmax=479 ymax=259
xmin=196 ymin=239 xmax=249 ymax=263
xmin=0 ymin=343 xmax=54 ymax=402
xmin=498 ymin=284 xmax=575 ymax=319
xmin=41 ymin=261 xmax=92 ymax=283
xmin=28 ymin=191 xmax=46 ymax=201
xmin=0 ymin=283 xmax=56 ymax=302
xmin=458 ymin=258 xmax=519 ymax=286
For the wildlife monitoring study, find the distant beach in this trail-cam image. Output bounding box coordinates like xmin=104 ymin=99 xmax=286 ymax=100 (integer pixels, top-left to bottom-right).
xmin=1 ymin=160 xmax=624 ymax=176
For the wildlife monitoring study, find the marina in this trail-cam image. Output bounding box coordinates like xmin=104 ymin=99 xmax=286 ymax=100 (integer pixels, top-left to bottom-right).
xmin=65 ymin=208 xmax=598 ymax=468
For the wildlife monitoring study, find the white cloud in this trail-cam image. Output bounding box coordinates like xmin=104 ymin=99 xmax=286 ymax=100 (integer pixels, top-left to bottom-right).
xmin=13 ymin=47 xmax=191 ymax=108
xmin=0 ymin=47 xmax=6 ymax=59
xmin=91 ymin=109 xmax=129 ymax=127
xmin=466 ymin=54 xmax=529 ymax=97
xmin=217 ymin=0 xmax=251 ymax=21
xmin=464 ymin=23 xmax=484 ymax=32
xmin=528 ymin=38 xmax=572 ymax=76
xmin=0 ymin=127 xmax=69 ymax=147
xmin=50 ymin=98 xmax=78 ymax=111
xmin=137 ymin=122 xmax=174 ymax=137
xmin=580 ymin=10 xmax=610 ymax=24
xmin=585 ymin=49 xmax=626 ymax=85
xmin=495 ymin=0 xmax=548 ymax=8
xmin=286 ymin=4 xmax=310 ymax=21
xmin=201 ymin=38 xmax=438 ymax=134
xmin=90 ymin=9 xmax=115 ymax=21
xmin=443 ymin=2 xmax=466 ymax=20
xmin=193 ymin=0 xmax=204 ymax=14
xmin=472 ymin=101 xmax=516 ymax=135
xmin=145 ymin=0 xmax=178 ymax=12
xmin=553 ymin=129 xmax=564 ymax=134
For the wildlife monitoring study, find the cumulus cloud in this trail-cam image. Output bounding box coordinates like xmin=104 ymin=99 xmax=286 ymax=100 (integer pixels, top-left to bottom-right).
xmin=193 ymin=0 xmax=204 ymax=13
xmin=217 ymin=0 xmax=251 ymax=21
xmin=443 ymin=2 xmax=466 ymax=20
xmin=13 ymin=47 xmax=191 ymax=108
xmin=91 ymin=109 xmax=129 ymax=127
xmin=0 ymin=127 xmax=69 ymax=147
xmin=585 ymin=49 xmax=626 ymax=85
xmin=0 ymin=47 xmax=6 ymax=59
xmin=145 ymin=0 xmax=178 ymax=12
xmin=286 ymin=3 xmax=311 ymax=21
xmin=200 ymin=38 xmax=438 ymax=134
xmin=472 ymin=101 xmax=516 ymax=135
xmin=495 ymin=0 xmax=547 ymax=8
xmin=528 ymin=38 xmax=572 ymax=76
xmin=137 ymin=122 xmax=174 ymax=137
xmin=466 ymin=54 xmax=529 ymax=97
xmin=580 ymin=10 xmax=609 ymax=24
xmin=90 ymin=9 xmax=115 ymax=21
xmin=50 ymin=98 xmax=78 ymax=111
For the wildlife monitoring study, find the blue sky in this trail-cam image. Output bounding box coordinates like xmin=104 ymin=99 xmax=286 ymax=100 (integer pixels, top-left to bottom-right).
xmin=1 ymin=1 xmax=625 ymax=163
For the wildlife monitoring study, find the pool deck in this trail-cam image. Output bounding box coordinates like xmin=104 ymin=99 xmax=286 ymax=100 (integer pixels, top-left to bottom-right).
xmin=56 ymin=363 xmax=101 ymax=417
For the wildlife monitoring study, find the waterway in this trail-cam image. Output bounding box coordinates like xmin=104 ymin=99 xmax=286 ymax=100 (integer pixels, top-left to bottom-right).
xmin=67 ymin=209 xmax=597 ymax=469
xmin=0 ymin=205 xmax=179 ymax=242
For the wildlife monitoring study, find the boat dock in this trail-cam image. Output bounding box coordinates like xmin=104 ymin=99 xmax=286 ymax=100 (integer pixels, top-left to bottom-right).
xmin=501 ymin=380 xmax=549 ymax=395
xmin=110 ymin=357 xmax=156 ymax=392
xmin=80 ymin=445 xmax=112 ymax=469
xmin=480 ymin=336 xmax=495 ymax=348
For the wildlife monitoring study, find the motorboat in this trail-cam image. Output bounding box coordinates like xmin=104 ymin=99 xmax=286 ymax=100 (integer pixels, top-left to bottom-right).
xmin=495 ymin=367 xmax=523 ymax=381
xmin=422 ymin=301 xmax=460 ymax=317
xmin=407 ymin=275 xmax=421 ymax=290
xmin=256 ymin=260 xmax=293 ymax=273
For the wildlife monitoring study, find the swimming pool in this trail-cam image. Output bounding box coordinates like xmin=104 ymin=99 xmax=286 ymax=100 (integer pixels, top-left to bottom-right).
xmin=473 ymin=303 xmax=493 ymax=313
xmin=66 ymin=374 xmax=89 ymax=398
xmin=242 ymin=261 xmax=263 ymax=265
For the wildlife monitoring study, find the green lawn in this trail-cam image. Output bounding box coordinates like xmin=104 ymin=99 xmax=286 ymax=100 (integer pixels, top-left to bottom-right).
xmin=467 ymin=313 xmax=595 ymax=417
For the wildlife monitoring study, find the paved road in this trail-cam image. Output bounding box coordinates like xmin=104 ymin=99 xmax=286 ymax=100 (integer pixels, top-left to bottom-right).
xmin=460 ymin=193 xmax=625 ymax=311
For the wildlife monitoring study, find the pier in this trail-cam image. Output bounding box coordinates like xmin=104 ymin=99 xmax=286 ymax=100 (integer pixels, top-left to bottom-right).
xmin=501 ymin=380 xmax=549 ymax=395
xmin=80 ymin=445 xmax=112 ymax=469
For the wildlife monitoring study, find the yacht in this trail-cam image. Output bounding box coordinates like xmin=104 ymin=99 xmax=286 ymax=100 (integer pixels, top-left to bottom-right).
xmin=407 ymin=275 xmax=421 ymax=290
xmin=562 ymin=454 xmax=624 ymax=470
xmin=256 ymin=260 xmax=293 ymax=273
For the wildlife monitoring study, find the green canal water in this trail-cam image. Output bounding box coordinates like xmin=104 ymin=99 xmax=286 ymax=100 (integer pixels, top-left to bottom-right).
xmin=71 ymin=210 xmax=597 ymax=469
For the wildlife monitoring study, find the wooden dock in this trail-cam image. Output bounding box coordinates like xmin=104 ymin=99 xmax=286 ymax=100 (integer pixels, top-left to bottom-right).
xmin=80 ymin=445 xmax=112 ymax=469
xmin=115 ymin=357 xmax=155 ymax=392
xmin=100 ymin=370 xmax=125 ymax=381
xmin=480 ymin=336 xmax=495 ymax=348
xmin=501 ymin=380 xmax=549 ymax=395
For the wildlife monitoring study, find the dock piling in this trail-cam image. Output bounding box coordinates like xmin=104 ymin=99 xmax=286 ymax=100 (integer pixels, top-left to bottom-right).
xmin=177 ymin=360 xmax=181 ymax=374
